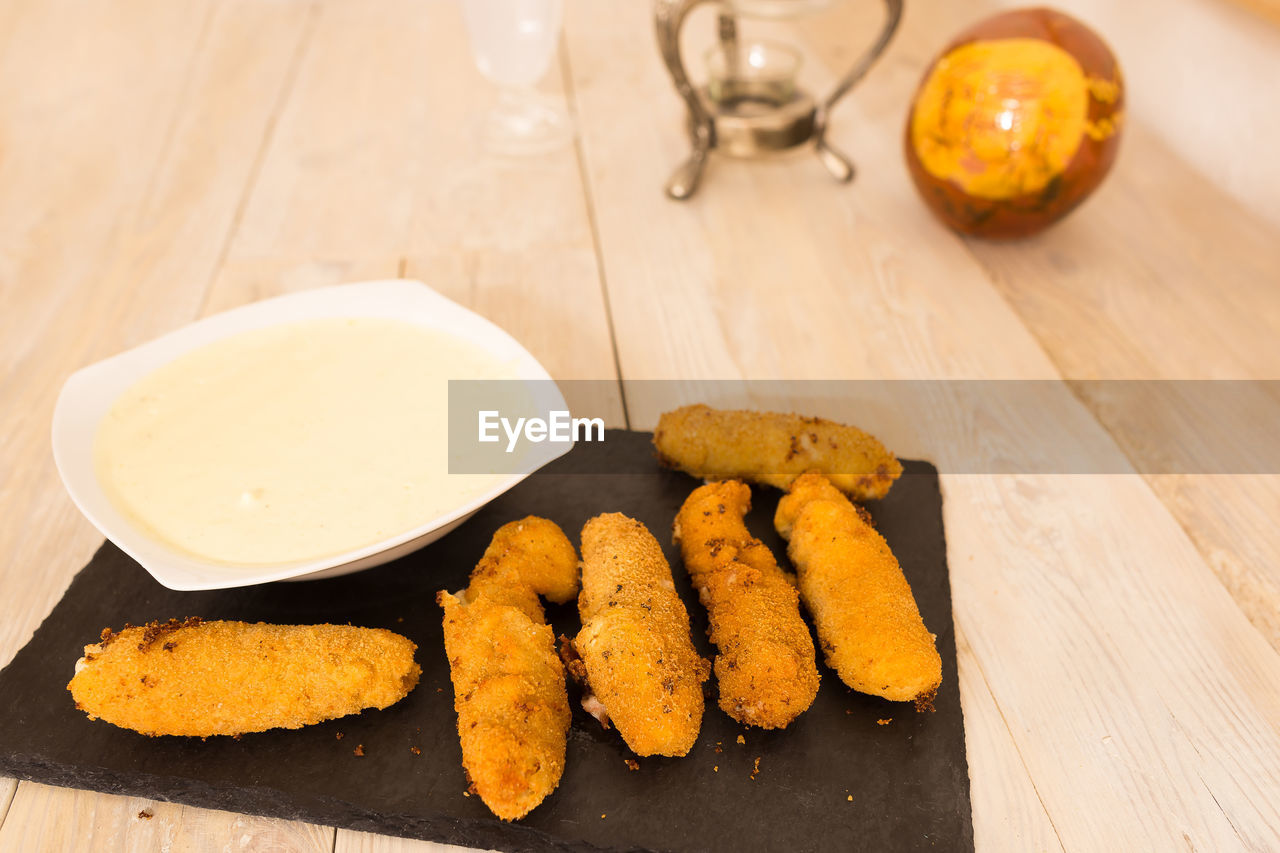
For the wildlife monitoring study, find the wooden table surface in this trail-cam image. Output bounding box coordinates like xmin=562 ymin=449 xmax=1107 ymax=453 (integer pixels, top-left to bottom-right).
xmin=2 ymin=1 xmax=1278 ymax=850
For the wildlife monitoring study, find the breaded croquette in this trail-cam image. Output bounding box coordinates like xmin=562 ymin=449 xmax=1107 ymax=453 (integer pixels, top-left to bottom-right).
xmin=464 ymin=515 xmax=580 ymax=618
xmin=571 ymin=513 xmax=710 ymax=757
xmin=438 ymin=517 xmax=578 ymax=821
xmin=653 ymin=404 xmax=902 ymax=501
xmin=776 ymin=473 xmax=941 ymax=706
xmin=673 ymin=481 xmax=819 ymax=728
xmin=68 ymin=618 xmax=420 ymax=737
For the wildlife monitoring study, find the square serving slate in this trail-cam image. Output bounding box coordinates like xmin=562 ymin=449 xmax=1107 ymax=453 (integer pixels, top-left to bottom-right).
xmin=0 ymin=430 xmax=971 ymax=853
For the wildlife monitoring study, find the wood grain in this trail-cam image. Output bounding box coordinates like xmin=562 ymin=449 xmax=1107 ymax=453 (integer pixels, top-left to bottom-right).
xmin=203 ymin=0 xmax=623 ymax=421
xmin=960 ymin=124 xmax=1280 ymax=652
xmin=954 ymin=632 xmax=1064 ymax=852
xmin=0 ymin=0 xmax=210 ymax=669
xmin=0 ymin=783 xmax=330 ymax=852
xmin=965 ymin=125 xmax=1280 ymax=381
xmin=0 ymin=0 xmax=331 ymax=847
xmin=0 ymin=779 xmax=14 ymax=826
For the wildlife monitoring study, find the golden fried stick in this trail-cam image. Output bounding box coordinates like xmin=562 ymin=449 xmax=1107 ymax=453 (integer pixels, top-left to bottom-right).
xmin=461 ymin=515 xmax=580 ymax=620
xmin=653 ymin=404 xmax=902 ymax=501
xmin=673 ymin=481 xmax=819 ymax=729
xmin=68 ymin=618 xmax=420 ymax=737
xmin=776 ymin=472 xmax=941 ymax=706
xmin=438 ymin=516 xmax=578 ymax=821
xmin=570 ymin=513 xmax=710 ymax=757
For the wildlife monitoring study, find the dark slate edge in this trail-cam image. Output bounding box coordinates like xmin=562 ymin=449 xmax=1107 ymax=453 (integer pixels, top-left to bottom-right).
xmin=903 ymin=460 xmax=975 ymax=853
xmin=0 ymin=751 xmax=655 ymax=853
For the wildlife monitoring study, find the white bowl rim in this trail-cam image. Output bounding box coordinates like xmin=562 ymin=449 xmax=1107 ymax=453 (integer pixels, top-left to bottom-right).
xmin=51 ymin=279 xmax=570 ymax=591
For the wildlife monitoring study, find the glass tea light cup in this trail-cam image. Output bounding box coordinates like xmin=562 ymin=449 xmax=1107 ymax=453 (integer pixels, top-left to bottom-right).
xmin=704 ymin=39 xmax=803 ymax=109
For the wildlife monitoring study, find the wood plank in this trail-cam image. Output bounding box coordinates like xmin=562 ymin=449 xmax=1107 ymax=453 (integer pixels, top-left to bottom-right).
xmin=961 ymin=124 xmax=1280 ymax=652
xmin=944 ymin=473 xmax=1280 ymax=849
xmin=205 ymin=0 xmax=623 ymax=424
xmin=954 ymin=632 xmax=1064 ymax=852
xmin=0 ymin=0 xmax=331 ymax=848
xmin=337 ymin=829 xmax=494 ymax=853
xmin=0 ymin=0 xmax=319 ymax=667
xmin=0 ymin=778 xmax=14 ymax=825
xmin=0 ymin=783 xmax=330 ymax=852
xmin=957 ymin=635 xmax=1064 ymax=845
xmin=965 ymin=127 xmax=1280 ymax=381
xmin=562 ymin=1 xmax=1280 ymax=849
xmin=0 ymin=0 xmax=214 ymax=668
xmin=1144 ymin=474 xmax=1280 ymax=647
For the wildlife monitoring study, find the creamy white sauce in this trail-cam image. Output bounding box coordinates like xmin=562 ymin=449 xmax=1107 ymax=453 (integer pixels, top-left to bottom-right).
xmin=94 ymin=317 xmax=514 ymax=566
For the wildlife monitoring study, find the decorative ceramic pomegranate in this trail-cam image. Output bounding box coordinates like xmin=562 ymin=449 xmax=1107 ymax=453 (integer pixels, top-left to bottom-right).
xmin=904 ymin=7 xmax=1124 ymax=239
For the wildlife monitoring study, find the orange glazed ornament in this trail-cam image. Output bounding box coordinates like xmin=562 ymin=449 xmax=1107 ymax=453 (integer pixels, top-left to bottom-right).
xmin=904 ymin=7 xmax=1123 ymax=239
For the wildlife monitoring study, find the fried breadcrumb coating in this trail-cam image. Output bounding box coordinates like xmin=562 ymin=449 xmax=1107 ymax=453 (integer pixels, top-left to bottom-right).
xmin=464 ymin=515 xmax=580 ymax=620
xmin=776 ymin=473 xmax=941 ymax=706
xmin=674 ymin=481 xmax=819 ymax=729
xmin=573 ymin=513 xmax=710 ymax=757
xmin=67 ymin=618 xmax=420 ymax=737
xmin=653 ymin=404 xmax=902 ymax=500
xmin=439 ymin=516 xmax=578 ymax=821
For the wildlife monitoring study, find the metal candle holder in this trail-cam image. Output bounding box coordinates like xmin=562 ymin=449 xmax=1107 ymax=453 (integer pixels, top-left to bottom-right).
xmin=655 ymin=0 xmax=903 ymax=199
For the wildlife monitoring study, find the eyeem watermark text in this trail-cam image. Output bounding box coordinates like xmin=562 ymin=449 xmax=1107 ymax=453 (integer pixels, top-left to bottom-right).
xmin=478 ymin=410 xmax=605 ymax=453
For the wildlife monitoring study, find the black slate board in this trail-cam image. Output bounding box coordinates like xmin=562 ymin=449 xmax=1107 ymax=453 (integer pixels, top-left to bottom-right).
xmin=0 ymin=430 xmax=972 ymax=853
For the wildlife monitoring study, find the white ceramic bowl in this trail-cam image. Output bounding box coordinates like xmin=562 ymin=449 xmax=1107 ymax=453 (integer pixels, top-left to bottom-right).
xmin=52 ymin=280 xmax=569 ymax=591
